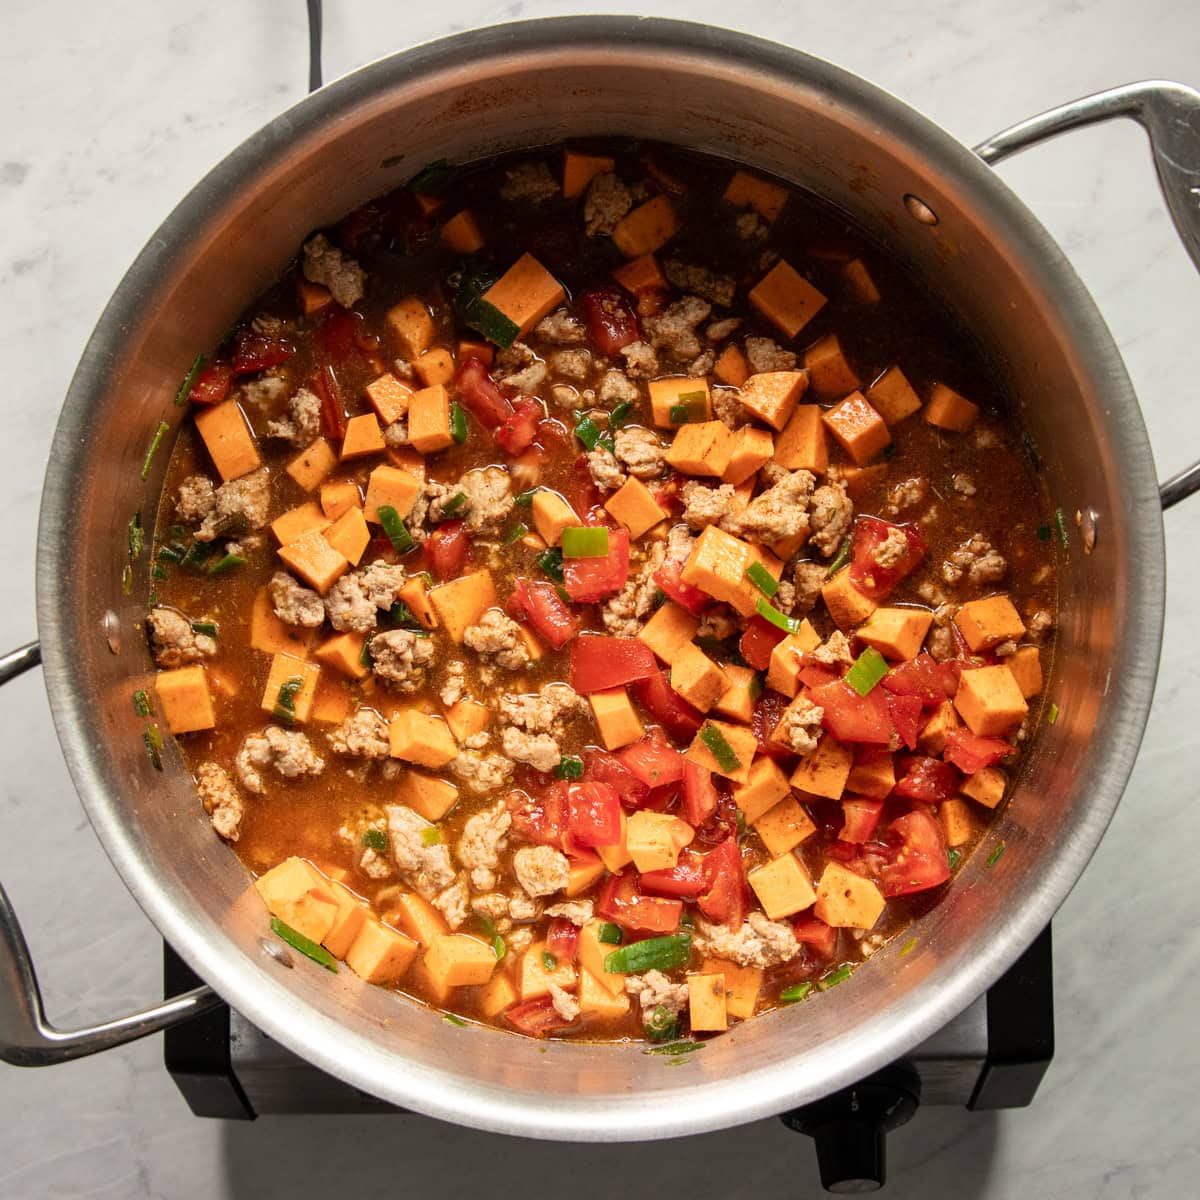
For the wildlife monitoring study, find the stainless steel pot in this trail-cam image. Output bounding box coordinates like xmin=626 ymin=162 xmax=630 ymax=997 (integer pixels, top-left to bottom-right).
xmin=2 ymin=17 xmax=1198 ymax=1140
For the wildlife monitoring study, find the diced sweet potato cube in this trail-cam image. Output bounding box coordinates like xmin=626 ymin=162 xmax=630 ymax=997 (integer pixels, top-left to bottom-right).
xmin=578 ymin=968 xmax=631 ymax=1020
xmin=440 ymin=209 xmax=485 ymax=254
xmin=648 ymin=377 xmax=712 ymax=428
xmin=718 ymin=425 xmax=774 ymax=488
xmin=713 ymin=663 xmax=757 ymax=724
xmin=480 ymin=253 xmax=566 ymax=339
xmin=388 ymin=709 xmax=458 ymax=768
xmin=319 ymin=479 xmax=362 ymax=521
xmin=323 ymin=506 xmax=370 ymax=566
xmin=713 ymin=345 xmax=750 ymax=388
xmin=866 ymin=366 xmax=922 ymax=426
xmin=340 ymin=413 xmax=385 ymax=461
xmin=155 ymin=665 xmax=216 ymax=734
xmin=822 ymin=568 xmax=878 ymax=629
xmin=612 ymin=194 xmax=680 ymax=258
xmin=665 ymin=420 xmax=733 ymax=477
xmin=813 ymin=861 xmax=885 ymax=929
xmin=802 ymin=334 xmax=860 ymax=399
xmin=566 ymin=856 xmax=606 ymax=898
xmin=321 ymin=880 xmax=370 ymax=958
xmin=841 ymin=463 xmax=889 ymax=501
xmin=961 ymin=766 xmax=1007 ymax=810
xmin=939 ymin=798 xmax=975 ymax=847
xmin=856 ymin=606 xmax=934 ymax=661
xmin=753 ymin=795 xmax=817 ymax=857
xmin=444 ymin=698 xmax=490 ymax=743
xmin=406 ymin=383 xmax=454 ymax=453
xmin=775 ymin=405 xmax=829 ymax=473
xmin=626 ymin=811 xmax=695 ymax=873
xmin=397 ymin=771 xmax=459 ymax=822
xmin=765 ymin=623 xmax=822 ymax=698
xmin=479 ymin=971 xmax=520 ymax=1019
xmin=723 ymin=170 xmax=787 ymax=222
xmin=309 ymin=676 xmax=352 ymax=725
xmin=255 ymin=858 xmax=338 ymax=943
xmin=589 ymin=687 xmax=644 ymax=750
xmin=670 ymin=642 xmax=730 ymax=713
xmin=731 ymin=755 xmax=792 ymax=823
xmin=955 ymin=596 xmax=1026 ymax=652
xmin=278 ymin=528 xmax=350 ymax=595
xmin=425 ymin=933 xmax=498 ymax=989
xmin=841 ymin=258 xmax=880 ymax=304
xmin=638 ymin=601 xmax=699 ymax=665
xmin=260 ymin=653 xmax=321 ymax=724
xmin=365 ymin=373 xmax=413 ymax=426
xmin=519 ymin=939 xmax=577 ymax=1001
xmin=791 ymin=736 xmax=853 ymax=800
xmin=684 ymin=719 xmax=758 ymax=783
xmin=296 ymin=278 xmax=333 ymax=316
xmin=563 ymin=150 xmax=615 ymax=198
xmin=286 ymin=437 xmax=337 ymax=491
xmin=846 ymin=752 xmax=896 ymax=798
xmin=917 ymin=700 xmax=960 ymax=755
xmin=250 ymin=587 xmax=312 ymax=657
xmin=1007 ymin=646 xmax=1043 ymax=698
xmin=681 ymin=525 xmax=771 ymax=616
xmin=530 ymin=489 xmax=579 ymax=547
xmin=579 ymin=921 xmax=626 ymax=996
xmin=748 ymin=853 xmax=817 ymax=920
xmin=700 ymin=958 xmax=762 ymax=1021
xmin=687 ymin=971 xmax=728 ymax=1032
xmin=314 ymin=632 xmax=369 ymax=680
xmin=457 ymin=339 xmax=494 ymax=366
xmin=738 ymin=371 xmax=808 ymax=432
xmin=823 ymin=391 xmax=891 ymax=465
xmin=414 ymin=347 xmax=456 ymax=388
xmin=387 ymin=892 xmax=449 ymax=947
xmin=346 ymin=917 xmax=419 ymax=984
xmin=605 ymin=476 xmax=668 ymax=539
xmin=386 ymin=443 xmax=424 ymax=477
xmin=363 ymin=464 xmax=421 ymax=523
xmin=611 ymin=252 xmax=665 ymax=295
xmin=925 ymin=383 xmax=979 ymax=432
xmin=386 ymin=297 xmax=435 ymax=357
xmin=405 ymin=953 xmax=453 ymax=1005
xmin=749 ymin=260 xmax=827 ymax=339
xmin=271 ymin=502 xmax=330 ymax=547
xmin=194 ymin=400 xmax=261 ymax=482
xmin=954 ymin=665 xmax=1029 ymax=736
xmin=429 ymin=570 xmax=498 ymax=643
xmin=396 ymin=574 xmax=438 ymax=630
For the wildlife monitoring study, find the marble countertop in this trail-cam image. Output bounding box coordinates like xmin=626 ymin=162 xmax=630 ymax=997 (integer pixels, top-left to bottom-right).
xmin=0 ymin=1 xmax=1197 ymax=1196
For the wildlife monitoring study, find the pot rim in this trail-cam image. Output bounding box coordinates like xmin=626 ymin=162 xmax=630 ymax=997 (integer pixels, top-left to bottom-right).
xmin=35 ymin=15 xmax=1164 ymax=1139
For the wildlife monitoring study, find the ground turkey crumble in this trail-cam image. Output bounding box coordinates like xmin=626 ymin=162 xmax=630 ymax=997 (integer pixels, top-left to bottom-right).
xmin=873 ymin=527 xmax=909 ymax=569
xmin=456 ymin=800 xmax=512 ymax=892
xmin=724 ymin=469 xmax=815 ymax=545
xmin=693 ymin=913 xmax=803 ymax=968
xmin=499 ymin=682 xmax=587 ymax=772
xmin=774 ymin=697 xmax=825 ymax=755
xmin=448 ymin=751 xmax=514 ymax=795
xmin=146 ymin=607 xmax=216 ymax=668
xmin=235 ymin=727 xmax=325 ymax=794
xmin=681 ymin=481 xmax=739 ymax=531
xmin=370 ymin=629 xmax=435 ymax=691
xmin=323 ymin=562 xmax=408 ymax=633
xmin=327 ymin=708 xmax=390 ymax=759
xmin=586 ymin=447 xmax=625 ymax=491
xmin=808 ymin=483 xmax=854 ymax=557
xmin=598 ymin=369 xmax=640 ymax=408
xmin=268 ymin=571 xmax=325 ymax=628
xmin=196 ymin=763 xmax=243 ymax=842
xmin=613 ymin=426 xmax=666 ymax=479
xmin=265 ymin=387 xmax=320 ymax=447
xmin=512 ymin=845 xmax=570 ymax=897
xmin=177 ymin=467 xmax=270 ymax=542
xmin=943 ymin=534 xmax=1007 ymax=587
xmin=744 ymin=336 xmax=797 ymax=372
xmin=385 ymin=805 xmax=465 ymax=922
xmin=643 ymin=295 xmax=711 ymax=362
xmin=464 ymin=610 xmax=531 ymax=673
xmin=534 ymin=308 xmax=586 ymax=345
xmin=301 ymin=234 xmax=365 ymax=309
xmin=500 ymin=162 xmax=558 ymax=203
xmin=625 ymin=970 xmax=690 ymax=1016
xmin=663 ymin=259 xmax=736 ymax=307
xmin=583 ymin=172 xmax=633 ymax=236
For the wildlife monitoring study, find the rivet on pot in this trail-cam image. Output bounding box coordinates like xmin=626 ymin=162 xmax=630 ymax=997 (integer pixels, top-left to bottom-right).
xmin=903 ymin=193 xmax=939 ymax=225
xmin=260 ymin=936 xmax=294 ymax=968
xmin=1080 ymin=507 xmax=1098 ymax=555
xmin=102 ymin=609 xmax=121 ymax=655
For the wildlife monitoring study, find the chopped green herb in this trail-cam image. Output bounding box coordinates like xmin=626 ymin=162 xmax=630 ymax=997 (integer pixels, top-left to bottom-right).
xmin=555 ymin=584 xmax=572 ymax=605
xmin=179 ymin=539 xmax=217 ymax=573
xmin=514 ymin=489 xmax=536 ymax=507
xmin=359 ymin=637 xmax=374 ymax=668
xmin=643 ymin=1040 xmax=703 ymax=1057
xmin=826 ymin=537 xmax=853 ymax=577
xmin=388 ymin=600 xmax=419 ymax=628
xmin=561 ymin=526 xmax=609 ymax=559
xmin=899 ymin=937 xmax=918 ymax=957
xmin=156 ymin=543 xmax=186 ymax=565
xmin=361 ymin=829 xmax=387 ymax=852
xmin=818 ymin=964 xmax=853 ymax=990
xmin=1036 ymin=524 xmax=1051 ymax=542
xmin=1046 ymin=702 xmax=1059 ymax=725
xmin=573 ymin=415 xmax=605 ymax=451
xmin=947 ymin=848 xmax=962 ymax=870
xmin=754 ymin=598 xmax=800 ymax=634
xmin=270 ymin=916 xmax=338 ymax=972
xmin=148 ymin=589 xmax=157 ymax=606
xmin=644 ymin=1004 xmax=680 ymax=1042
xmin=408 ymin=159 xmax=451 ymax=194
xmin=541 ymin=950 xmax=558 ymax=972
xmin=609 ymin=400 xmax=634 ymax=429
xmin=377 ymin=504 xmax=416 ymax=555
xmin=987 ymin=842 xmax=1007 ymax=867
xmin=503 ymin=520 xmax=528 ymax=545
xmin=745 ymin=561 xmax=778 ymax=598
xmin=151 ymin=562 xmax=168 ymax=581
xmin=604 ymin=933 xmax=691 ymax=975
xmin=121 ymin=564 xmax=133 ymax=596
xmin=272 ymin=676 xmax=304 ymax=725
xmin=140 ymin=419 xmax=171 ymax=480
xmin=443 ymin=1014 xmax=469 ymax=1028
xmin=699 ymin=723 xmax=742 ymax=773
xmin=206 ymin=552 xmax=245 ymax=576
xmin=1054 ymin=507 xmax=1069 ymax=549
xmin=845 ymin=646 xmax=888 ymax=697
xmin=536 ymin=547 xmax=564 ymax=584
xmin=173 ymin=352 xmax=207 ymax=407
xmin=449 ymin=401 xmax=468 ymax=443
xmin=597 ymin=922 xmax=623 ymax=945
xmin=555 ymin=755 xmax=584 ymax=780
xmin=132 ymin=689 xmax=152 ymax=718
xmin=420 ymin=827 xmax=443 ymax=847
xmin=127 ymin=512 xmax=144 ymax=559
xmin=780 ymin=982 xmax=812 ymax=1003
xmin=447 ymin=256 xmax=500 ymax=325
xmin=190 ymin=620 xmax=218 ymax=638
xmin=143 ymin=723 xmax=163 ymax=771
xmin=477 ymin=916 xmax=506 ymax=961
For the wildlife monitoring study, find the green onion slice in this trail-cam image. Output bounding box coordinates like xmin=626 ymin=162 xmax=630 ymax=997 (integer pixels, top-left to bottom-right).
xmin=818 ymin=963 xmax=853 ymax=991
xmin=555 ymin=755 xmax=584 ymax=780
xmin=536 ymin=547 xmax=564 ymax=584
xmin=141 ymin=420 xmax=171 ymax=481
xmin=132 ymin=689 xmax=152 ymax=718
xmin=1036 ymin=523 xmax=1051 ymax=542
xmin=744 ymin=561 xmax=778 ymax=598
xmin=450 ymin=402 xmax=468 ymax=444
xmin=503 ymin=520 xmax=528 ymax=545
xmin=190 ymin=620 xmax=218 ymax=638
xmin=826 ymin=537 xmax=853 ymax=577
xmin=604 ymin=933 xmax=691 ymax=975
xmin=780 ymin=982 xmax=812 ymax=1003
xmin=361 ymin=829 xmax=387 ymax=852
xmin=444 ymin=1014 xmax=469 ymax=1027
xmin=597 ymin=922 xmax=623 ymax=946
xmin=899 ymin=937 xmax=918 ymax=957
xmin=987 ymin=842 xmax=1007 ymax=867
xmin=644 ymin=1004 xmax=680 ymax=1043
xmin=514 ymin=489 xmax=536 ymax=507
xmin=440 ymin=492 xmax=469 ymax=519
xmin=754 ymin=598 xmax=800 ymax=635
xmin=477 ymin=916 xmax=507 ymax=962
xmin=143 ymin=723 xmax=163 ymax=771
xmin=127 ymin=512 xmax=144 ymax=560
xmin=667 ymin=390 xmax=708 ymax=424
xmin=844 ymin=646 xmax=888 ymax=697
xmin=156 ymin=543 xmax=186 ymax=565
xmin=541 ymin=950 xmax=558 ymax=972
xmin=270 ymin=916 xmax=337 ymax=973
xmin=272 ymin=676 xmax=304 ymax=725
xmin=420 ymin=827 xmax=443 ymax=847
xmin=377 ymin=504 xmax=416 ymax=555
xmin=1046 ymin=701 xmax=1059 ymax=725
xmin=609 ymin=400 xmax=634 ymax=429
xmin=173 ymin=352 xmax=207 ymax=407
xmin=561 ymin=526 xmax=609 ymax=559
xmin=699 ymin=723 xmax=742 ymax=773
xmin=947 ymin=848 xmax=962 ymax=870
xmin=573 ymin=415 xmax=604 ymax=451
xmin=1054 ymin=507 xmax=1069 ymax=549
xmin=206 ymin=552 xmax=246 ymax=576
xmin=643 ymin=1040 xmax=703 ymax=1057
xmin=122 ymin=564 xmax=134 ymax=597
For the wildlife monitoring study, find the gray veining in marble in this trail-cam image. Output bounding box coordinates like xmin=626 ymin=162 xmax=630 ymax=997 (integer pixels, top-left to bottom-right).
xmin=0 ymin=1 xmax=1197 ymax=1197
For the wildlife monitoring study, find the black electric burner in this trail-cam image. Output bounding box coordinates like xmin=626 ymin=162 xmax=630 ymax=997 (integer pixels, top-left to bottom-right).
xmin=163 ymin=926 xmax=1052 ymax=1192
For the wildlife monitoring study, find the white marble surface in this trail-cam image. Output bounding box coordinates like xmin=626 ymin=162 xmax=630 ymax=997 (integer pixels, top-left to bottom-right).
xmin=0 ymin=0 xmax=1198 ymax=1196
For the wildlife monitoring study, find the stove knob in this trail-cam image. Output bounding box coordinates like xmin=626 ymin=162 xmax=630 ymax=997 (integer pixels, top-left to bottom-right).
xmin=780 ymin=1064 xmax=921 ymax=1194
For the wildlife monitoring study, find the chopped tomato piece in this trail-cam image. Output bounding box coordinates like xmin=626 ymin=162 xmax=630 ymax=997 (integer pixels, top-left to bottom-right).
xmin=693 ymin=789 xmax=740 ymax=847
xmin=579 ymin=287 xmax=641 ymax=355
xmin=310 ymin=366 xmax=347 ymax=441
xmin=565 ymin=452 xmax=606 ymax=516
xmin=892 ymin=755 xmax=960 ymax=804
xmin=839 ymin=798 xmax=885 ymax=844
xmin=682 ymin=761 xmax=719 ymax=826
xmin=696 ymin=837 xmax=748 ymax=928
xmin=752 ymin=689 xmax=793 ymax=760
xmin=425 ymin=520 xmax=471 ymax=580
xmin=565 ymin=781 xmax=622 ymax=848
xmin=507 ymin=579 xmax=581 ymax=651
xmin=630 ymin=669 xmax=704 ymax=742
xmin=495 ymin=397 xmax=544 ymax=456
xmin=504 ymin=996 xmax=575 ymax=1037
xmin=739 ymin=615 xmax=787 ymax=670
xmin=562 ymin=527 xmax=630 ymax=603
xmin=314 ymin=307 xmax=377 ymax=365
xmin=569 ymin=633 xmax=657 ymax=694
xmin=849 ymin=517 xmax=927 ymax=600
xmin=582 ymin=748 xmax=650 ymax=809
xmin=881 ymin=653 xmax=960 ymax=706
xmin=232 ymin=327 xmax=295 ymax=374
xmin=597 ymin=871 xmax=683 ymax=934
xmin=546 ymin=917 xmax=581 ymax=964
xmin=186 ymin=363 xmax=233 ymax=407
xmin=813 ymin=680 xmax=894 ymax=745
xmin=639 ymin=849 xmax=707 ymax=898
xmin=880 ymin=809 xmax=951 ymax=897
xmin=799 ymin=663 xmax=841 ymax=691
xmin=616 ymin=730 xmax=685 ymax=789
xmin=507 ymin=785 xmax=567 ymax=847
xmin=454 ymin=356 xmax=513 ymax=429
xmin=885 ymin=692 xmax=923 ymax=751
xmin=793 ymin=912 xmax=839 ymax=959
xmin=653 ymin=558 xmax=708 ymax=616
xmin=943 ymin=729 xmax=1015 ymax=774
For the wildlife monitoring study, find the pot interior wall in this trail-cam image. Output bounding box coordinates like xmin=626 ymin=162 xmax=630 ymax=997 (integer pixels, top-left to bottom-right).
xmin=37 ymin=21 xmax=1162 ymax=1137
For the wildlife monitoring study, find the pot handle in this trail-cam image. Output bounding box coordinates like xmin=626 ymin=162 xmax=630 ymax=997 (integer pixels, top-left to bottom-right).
xmin=0 ymin=641 xmax=222 ymax=1066
xmin=973 ymin=80 xmax=1200 ymax=511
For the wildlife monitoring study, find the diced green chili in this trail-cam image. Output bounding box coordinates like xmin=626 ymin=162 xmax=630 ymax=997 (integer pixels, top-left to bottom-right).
xmin=140 ymin=420 xmax=171 ymax=481
xmin=644 ymin=1004 xmax=680 ymax=1043
xmin=818 ymin=964 xmax=853 ymax=990
xmin=466 ymin=297 xmax=521 ymax=348
xmin=359 ymin=637 xmax=374 ymax=668
xmin=439 ymin=492 xmax=469 ymax=519
xmin=503 ymin=520 xmax=528 ymax=545
xmin=555 ymin=755 xmax=584 ymax=780
xmin=156 ymin=543 xmax=186 ymax=565
xmin=450 ymin=402 xmax=469 ymax=443
xmin=388 ymin=600 xmax=419 ymax=628
xmin=361 ymin=829 xmax=387 ymax=852
xmin=844 ymin=646 xmax=888 ymax=697
xmin=536 ymin=547 xmax=564 ymax=584
xmin=1054 ymin=507 xmax=1069 ymax=549
xmin=597 ymin=922 xmax=623 ymax=946
xmin=270 ymin=916 xmax=338 ymax=973
xmin=272 ymin=676 xmax=304 ymax=725
xmin=561 ymin=526 xmax=609 ymax=559
xmin=667 ymin=390 xmax=708 ymax=424
xmin=151 ymin=562 xmax=168 ymax=581
xmin=826 ymin=537 xmax=853 ymax=577
xmin=987 ymin=842 xmax=1007 ymax=867
xmin=609 ymin=400 xmax=633 ymax=429
xmin=780 ymin=982 xmax=812 ymax=1003
xmin=173 ymin=352 xmax=207 ymax=407
xmin=1046 ymin=702 xmax=1059 ymax=725
xmin=132 ymin=689 xmax=152 ymax=718
xmin=179 ymin=540 xmax=216 ymax=572
xmin=754 ymin=598 xmax=800 ymax=635
xmin=420 ymin=827 xmax=442 ymax=847
xmin=143 ymin=723 xmax=163 ymax=771
xmin=947 ymin=848 xmax=962 ymax=870
xmin=190 ymin=620 xmax=218 ymax=638
xmin=604 ymin=933 xmax=691 ymax=975
xmin=1036 ymin=524 xmax=1051 ymax=542
xmin=476 ymin=916 xmax=506 ymax=962
xmin=206 ymin=552 xmax=245 ymax=576
xmin=377 ymin=504 xmax=416 ymax=555
xmin=745 ymin=561 xmax=778 ymax=598
xmin=541 ymin=950 xmax=558 ymax=972
xmin=699 ymin=723 xmax=742 ymax=773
